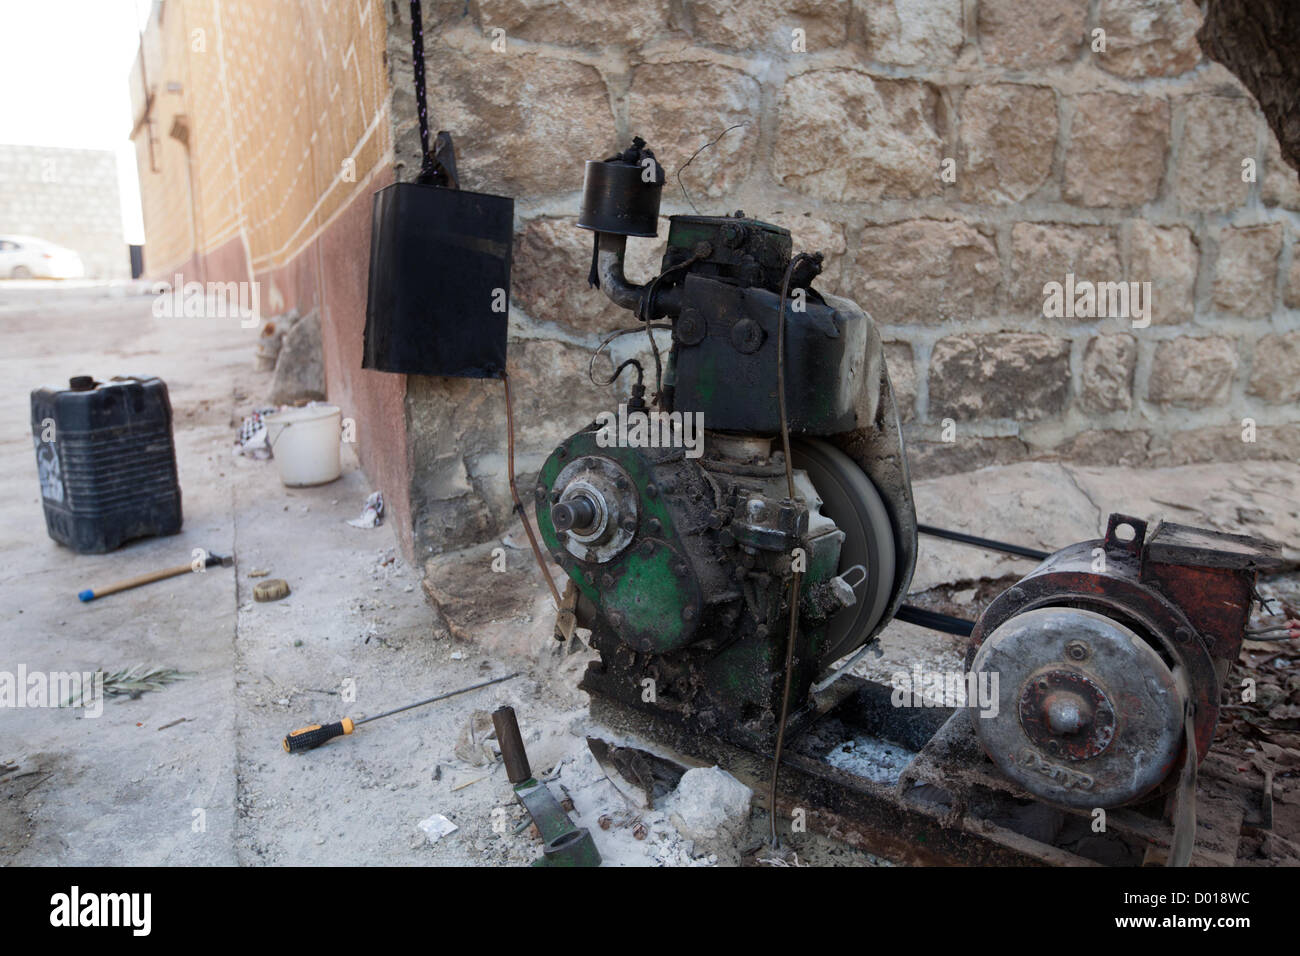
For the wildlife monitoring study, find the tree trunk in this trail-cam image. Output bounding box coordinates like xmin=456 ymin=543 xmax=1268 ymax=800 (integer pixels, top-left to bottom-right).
xmin=1198 ymin=0 xmax=1300 ymax=172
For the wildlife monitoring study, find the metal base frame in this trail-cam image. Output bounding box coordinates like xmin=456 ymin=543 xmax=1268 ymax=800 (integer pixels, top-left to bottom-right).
xmin=587 ymin=675 xmax=1272 ymax=866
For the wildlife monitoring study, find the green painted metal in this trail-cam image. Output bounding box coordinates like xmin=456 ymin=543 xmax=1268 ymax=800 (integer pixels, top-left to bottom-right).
xmin=514 ymin=778 xmax=601 ymax=867
xmin=605 ymin=540 xmax=693 ymax=653
xmin=535 ymin=428 xmax=699 ymax=650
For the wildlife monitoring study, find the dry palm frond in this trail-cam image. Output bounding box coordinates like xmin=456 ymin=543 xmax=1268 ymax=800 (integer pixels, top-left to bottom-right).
xmin=62 ymin=665 xmax=189 ymax=707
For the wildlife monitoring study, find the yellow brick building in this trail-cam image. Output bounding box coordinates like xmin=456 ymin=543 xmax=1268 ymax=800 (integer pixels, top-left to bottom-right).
xmin=130 ymin=0 xmax=390 ymax=285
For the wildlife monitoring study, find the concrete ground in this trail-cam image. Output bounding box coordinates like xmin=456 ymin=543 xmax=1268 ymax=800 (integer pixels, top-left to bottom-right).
xmin=1 ymin=284 xmax=1296 ymax=866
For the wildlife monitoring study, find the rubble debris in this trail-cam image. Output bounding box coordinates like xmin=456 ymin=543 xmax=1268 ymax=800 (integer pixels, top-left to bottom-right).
xmin=417 ymin=813 xmax=458 ymax=844
xmin=268 ymin=309 xmax=325 ymax=405
xmin=661 ymin=766 xmax=753 ymax=846
xmin=0 ymin=756 xmax=41 ymax=783
xmin=454 ymin=710 xmax=497 ymax=767
xmin=347 ymin=492 xmax=384 ymax=529
xmin=254 ymin=316 xmax=287 ymax=372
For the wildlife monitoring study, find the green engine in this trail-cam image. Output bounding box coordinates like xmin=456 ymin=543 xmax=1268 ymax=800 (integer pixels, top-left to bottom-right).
xmin=535 ymin=139 xmax=918 ymax=750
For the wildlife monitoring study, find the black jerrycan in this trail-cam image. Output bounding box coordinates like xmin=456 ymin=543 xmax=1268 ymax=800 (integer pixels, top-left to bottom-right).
xmin=31 ymin=375 xmax=183 ymax=553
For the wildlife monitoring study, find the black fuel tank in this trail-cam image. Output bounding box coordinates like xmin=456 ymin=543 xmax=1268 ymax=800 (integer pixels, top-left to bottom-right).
xmin=363 ymin=181 xmax=514 ymax=378
xmin=670 ymin=274 xmax=867 ymax=435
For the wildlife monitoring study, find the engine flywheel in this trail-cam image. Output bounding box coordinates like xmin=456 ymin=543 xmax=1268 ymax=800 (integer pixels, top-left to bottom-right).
xmin=790 ymin=438 xmax=896 ymax=672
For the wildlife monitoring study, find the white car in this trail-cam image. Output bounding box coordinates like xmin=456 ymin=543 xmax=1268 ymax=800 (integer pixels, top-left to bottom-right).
xmin=0 ymin=235 xmax=86 ymax=279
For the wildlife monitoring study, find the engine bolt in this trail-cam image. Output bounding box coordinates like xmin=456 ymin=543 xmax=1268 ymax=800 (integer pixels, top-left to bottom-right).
xmin=1065 ymin=640 xmax=1089 ymax=661
xmin=621 ymin=517 xmax=637 ymax=533
xmin=645 ymin=484 xmax=658 ymax=498
xmin=600 ymin=573 xmax=614 ymax=589
xmin=647 ymin=518 xmax=662 ymax=535
xmin=550 ymin=490 xmax=561 ymax=503
xmin=639 ymin=540 xmax=654 ymax=557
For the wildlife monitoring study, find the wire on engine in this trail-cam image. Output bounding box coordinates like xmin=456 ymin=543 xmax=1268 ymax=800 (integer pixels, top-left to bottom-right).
xmin=588 ymin=324 xmax=670 ymax=388
xmin=767 ymin=251 xmax=820 ymax=851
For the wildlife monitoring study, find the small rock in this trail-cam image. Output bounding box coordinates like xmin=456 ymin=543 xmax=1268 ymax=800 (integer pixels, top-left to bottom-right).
xmin=269 ymin=310 xmax=326 ymax=405
xmin=661 ymin=766 xmax=753 ymax=846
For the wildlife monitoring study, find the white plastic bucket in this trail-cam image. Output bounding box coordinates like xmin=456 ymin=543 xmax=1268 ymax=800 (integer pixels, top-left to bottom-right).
xmin=264 ymin=404 xmax=342 ymax=486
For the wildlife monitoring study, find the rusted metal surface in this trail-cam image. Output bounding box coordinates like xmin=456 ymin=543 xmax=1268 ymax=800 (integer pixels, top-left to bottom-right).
xmin=589 ymin=667 xmax=1269 ymax=865
xmin=1141 ymin=520 xmax=1281 ymax=663
xmin=972 ymin=606 xmax=1185 ymax=808
xmin=967 ymin=514 xmax=1249 ymax=763
xmin=901 ymin=699 xmax=1259 ymax=866
xmin=589 ymin=683 xmax=1057 ymax=866
xmin=1017 ymin=668 xmax=1116 ymax=760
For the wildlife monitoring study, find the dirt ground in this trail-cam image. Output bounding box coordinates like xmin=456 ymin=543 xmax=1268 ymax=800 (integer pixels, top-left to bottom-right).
xmin=1 ymin=284 xmax=1296 ymax=866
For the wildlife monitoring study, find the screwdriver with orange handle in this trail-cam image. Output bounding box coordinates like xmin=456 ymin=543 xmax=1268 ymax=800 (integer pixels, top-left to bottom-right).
xmin=283 ymin=672 xmax=521 ymax=753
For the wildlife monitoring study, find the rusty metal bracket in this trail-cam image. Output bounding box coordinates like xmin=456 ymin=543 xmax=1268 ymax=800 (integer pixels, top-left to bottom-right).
xmin=492 ymin=706 xmax=601 ymax=867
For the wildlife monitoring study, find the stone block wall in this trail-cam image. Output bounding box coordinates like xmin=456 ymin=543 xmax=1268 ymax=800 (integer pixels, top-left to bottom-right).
xmin=393 ymin=0 xmax=1300 ymax=535
xmin=132 ymin=1 xmax=1300 ymax=564
xmin=0 ymin=145 xmax=128 ymax=279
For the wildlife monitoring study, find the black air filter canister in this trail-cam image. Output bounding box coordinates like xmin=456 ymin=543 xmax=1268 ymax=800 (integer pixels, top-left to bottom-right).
xmin=577 ymin=138 xmax=664 ymax=238
xmin=363 ymin=181 xmax=514 ymax=378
